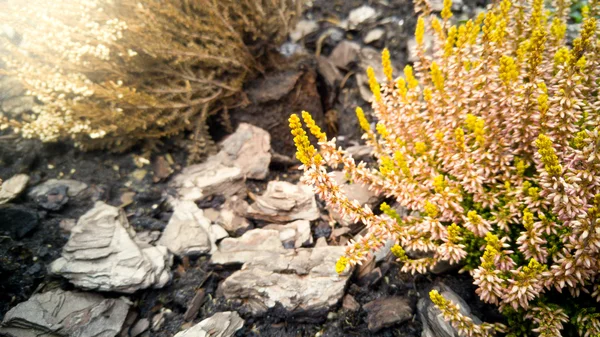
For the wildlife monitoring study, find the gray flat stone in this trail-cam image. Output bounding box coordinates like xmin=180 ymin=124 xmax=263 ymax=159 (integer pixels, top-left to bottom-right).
xmin=159 ymin=200 xmax=227 ymax=256
xmin=211 ymin=229 xmax=287 ymax=265
xmin=0 ymin=289 xmax=130 ymax=337
xmin=174 ymin=311 xmax=244 ymax=337
xmin=217 ymin=123 xmax=271 ymax=180
xmin=364 ymin=297 xmax=413 ymax=332
xmin=246 ymin=181 xmax=320 ymax=223
xmin=49 ymin=202 xmax=172 ymax=293
xmin=218 ymin=246 xmax=352 ymax=319
xmin=29 ymin=179 xmax=88 ymax=199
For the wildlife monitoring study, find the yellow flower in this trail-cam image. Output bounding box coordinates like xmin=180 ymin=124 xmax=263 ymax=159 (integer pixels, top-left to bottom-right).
xmin=404 ymin=65 xmax=419 ymax=89
xmin=444 ymin=26 xmax=457 ymax=57
xmin=523 ymin=209 xmax=534 ymax=230
xmin=302 ymin=111 xmax=326 ymax=142
xmin=447 ymin=223 xmax=462 ymax=243
xmin=455 ymin=127 xmax=465 ymax=151
xmin=424 ymin=201 xmax=439 ymax=218
xmin=441 ymin=0 xmax=453 ymax=20
xmin=391 ymin=244 xmax=408 ymax=261
xmin=397 ymin=77 xmax=408 ymax=99
xmin=289 ymin=113 xmax=318 ymax=165
xmin=335 ymin=256 xmax=349 ymax=274
xmin=355 ymin=107 xmax=371 ymax=132
xmin=382 ymin=48 xmax=393 ymax=82
xmin=429 ymin=290 xmax=447 ymax=307
xmin=535 ymin=134 xmax=562 ymax=176
xmin=415 ymin=17 xmax=425 ymax=46
xmin=367 ymin=66 xmax=382 ymax=102
xmin=431 ymin=62 xmax=444 ymax=92
xmin=433 ymin=174 xmax=446 ymax=193
xmin=415 ymin=141 xmax=427 ymax=155
xmin=499 ymin=55 xmax=518 ymax=86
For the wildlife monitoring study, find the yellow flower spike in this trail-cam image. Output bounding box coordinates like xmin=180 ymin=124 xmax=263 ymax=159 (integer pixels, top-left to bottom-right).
xmin=335 ymin=256 xmax=349 ymax=274
xmin=482 ymin=12 xmax=498 ymax=42
xmin=376 ymin=122 xmax=389 ymax=139
xmin=441 ymin=0 xmax=453 ymax=20
xmin=528 ymin=187 xmax=539 ymax=200
xmin=538 ymin=92 xmax=549 ymax=118
xmin=523 ymin=209 xmax=534 ymax=230
xmin=379 ymin=156 xmax=395 ymax=176
xmin=433 ymin=174 xmax=447 ymax=193
xmin=404 ymin=65 xmax=419 ymax=89
xmin=415 ymin=17 xmax=425 ymax=46
xmin=535 ymin=134 xmax=562 ymax=176
xmin=514 ymin=157 xmax=529 ymax=176
xmin=554 ymin=46 xmax=571 ymax=66
xmin=576 ymin=55 xmax=587 ymax=71
xmin=415 ymin=141 xmax=427 ymax=155
xmin=423 ymin=87 xmax=433 ymax=101
xmin=465 ymin=114 xmax=485 ymax=146
xmin=455 ymin=127 xmax=465 ymax=151
xmin=424 ymin=201 xmax=439 ymax=218
xmin=481 ymin=244 xmax=498 ymax=270
xmin=367 ymin=66 xmax=382 ymax=102
xmin=434 ymin=130 xmax=444 ymax=142
xmin=432 ymin=17 xmax=444 ymax=39
xmin=456 ymin=24 xmax=468 ymax=48
xmin=517 ymin=40 xmax=531 ymax=63
xmin=382 ymin=48 xmax=393 ymax=82
xmin=582 ymin=5 xmax=590 ymax=18
xmin=393 ymin=151 xmax=411 ymax=176
xmin=528 ymin=29 xmax=547 ymax=75
xmin=570 ymin=18 xmax=596 ymax=64
xmin=396 ymin=77 xmax=408 ymax=99
xmin=302 ymin=111 xmax=326 ymax=142
xmin=469 ymin=17 xmax=482 ymax=44
xmin=500 ymin=0 xmax=512 ymax=17
xmin=530 ymin=0 xmax=543 ymax=30
xmin=391 ymin=244 xmax=408 ymax=261
xmin=355 ymin=107 xmax=371 ymax=132
xmin=573 ymin=130 xmax=587 ymax=149
xmin=429 ymin=290 xmax=447 ymax=307
xmin=484 ymin=232 xmax=501 ymax=250
xmin=289 ymin=113 xmax=316 ymax=165
xmin=444 ymin=26 xmax=458 ymax=57
xmin=550 ymin=18 xmax=567 ymax=42
xmin=499 ymin=55 xmax=518 ymax=86
xmin=494 ymin=19 xmax=508 ymax=44
xmin=447 ymin=223 xmax=462 ymax=243
xmin=430 ymin=62 xmax=444 ymax=92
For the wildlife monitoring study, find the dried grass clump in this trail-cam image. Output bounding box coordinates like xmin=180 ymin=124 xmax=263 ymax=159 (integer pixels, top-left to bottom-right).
xmin=291 ymin=0 xmax=600 ymax=334
xmin=0 ymin=0 xmax=295 ymax=160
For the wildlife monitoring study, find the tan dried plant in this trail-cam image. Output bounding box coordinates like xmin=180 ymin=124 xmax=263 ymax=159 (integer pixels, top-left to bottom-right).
xmin=0 ymin=0 xmax=295 ymax=160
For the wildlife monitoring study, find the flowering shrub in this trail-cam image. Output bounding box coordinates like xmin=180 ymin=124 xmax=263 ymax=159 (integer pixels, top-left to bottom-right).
xmin=0 ymin=0 xmax=294 ymax=160
xmin=290 ymin=0 xmax=600 ymax=334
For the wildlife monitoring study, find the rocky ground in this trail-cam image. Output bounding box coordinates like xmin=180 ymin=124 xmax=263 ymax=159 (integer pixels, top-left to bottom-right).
xmin=0 ymin=1 xmax=519 ymax=337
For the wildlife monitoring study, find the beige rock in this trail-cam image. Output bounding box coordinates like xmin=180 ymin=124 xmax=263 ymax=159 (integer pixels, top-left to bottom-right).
xmin=246 ymin=181 xmax=320 ymax=223
xmin=174 ymin=312 xmax=244 ymax=337
xmin=218 ymin=246 xmax=352 ymax=316
xmin=0 ymin=174 xmax=29 ymax=204
xmin=211 ymin=229 xmax=287 ymax=265
xmin=263 ymin=219 xmax=313 ymax=248
xmin=217 ymin=123 xmax=271 ymax=180
xmin=50 ymin=202 xmax=172 ymax=293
